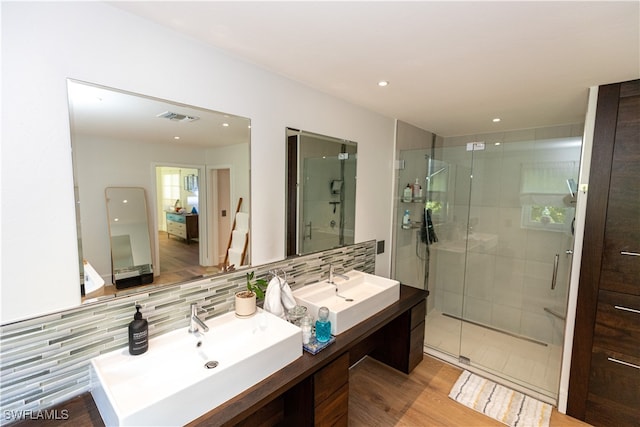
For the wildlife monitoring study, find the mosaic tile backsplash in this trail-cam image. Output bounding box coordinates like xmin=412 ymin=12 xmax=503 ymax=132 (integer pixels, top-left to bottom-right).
xmin=0 ymin=241 xmax=376 ymax=425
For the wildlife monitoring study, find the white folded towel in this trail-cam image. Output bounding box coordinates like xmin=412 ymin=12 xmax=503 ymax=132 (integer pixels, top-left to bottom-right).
xmin=230 ymin=230 xmax=247 ymax=250
xmin=235 ymin=212 xmax=249 ymax=230
xmin=227 ymin=248 xmax=243 ymax=268
xmin=281 ymin=281 xmax=296 ymax=311
xmin=263 ymin=277 xmax=285 ymax=319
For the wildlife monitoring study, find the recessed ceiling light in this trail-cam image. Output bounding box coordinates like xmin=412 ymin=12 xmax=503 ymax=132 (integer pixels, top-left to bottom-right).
xmin=378 ymin=80 xmax=389 ymax=87
xmin=222 ymin=123 xmax=229 ymax=127
xmin=122 ymin=199 xmax=128 ymax=203
xmin=492 ymin=118 xmax=501 ymax=123
xmin=174 ymin=136 xmax=180 ymax=140
xmin=494 ymin=142 xmax=501 ymax=146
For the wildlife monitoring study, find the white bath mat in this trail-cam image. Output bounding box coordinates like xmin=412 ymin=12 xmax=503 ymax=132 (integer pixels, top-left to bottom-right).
xmin=449 ymin=370 xmax=552 ymax=427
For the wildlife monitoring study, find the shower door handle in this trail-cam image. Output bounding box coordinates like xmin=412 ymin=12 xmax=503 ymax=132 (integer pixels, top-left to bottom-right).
xmin=551 ymin=254 xmax=559 ymax=290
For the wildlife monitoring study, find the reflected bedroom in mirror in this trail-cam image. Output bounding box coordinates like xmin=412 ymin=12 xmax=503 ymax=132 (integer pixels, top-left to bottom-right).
xmin=286 ymin=128 xmax=357 ymax=257
xmin=67 ymin=80 xmax=251 ymax=302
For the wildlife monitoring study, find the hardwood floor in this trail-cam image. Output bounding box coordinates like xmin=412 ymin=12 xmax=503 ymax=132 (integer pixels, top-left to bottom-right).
xmin=349 ymin=355 xmax=591 ymax=427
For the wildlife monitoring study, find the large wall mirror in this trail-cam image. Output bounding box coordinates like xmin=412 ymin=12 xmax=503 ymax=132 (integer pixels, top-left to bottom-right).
xmin=68 ymin=80 xmax=251 ymax=301
xmin=286 ymin=128 xmax=357 ymax=256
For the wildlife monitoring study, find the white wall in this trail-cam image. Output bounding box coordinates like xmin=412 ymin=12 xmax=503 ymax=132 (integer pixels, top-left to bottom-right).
xmin=1 ymin=2 xmax=395 ymax=323
xmin=75 ymin=135 xmax=248 ymax=283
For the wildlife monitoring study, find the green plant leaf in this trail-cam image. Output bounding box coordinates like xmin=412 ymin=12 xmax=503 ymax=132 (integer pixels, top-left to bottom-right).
xmin=246 ymin=272 xmax=268 ymax=300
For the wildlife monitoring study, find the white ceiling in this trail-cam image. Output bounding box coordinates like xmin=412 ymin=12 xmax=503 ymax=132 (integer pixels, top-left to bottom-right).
xmin=68 ymin=80 xmax=251 ymax=147
xmin=110 ymin=1 xmax=639 ymax=137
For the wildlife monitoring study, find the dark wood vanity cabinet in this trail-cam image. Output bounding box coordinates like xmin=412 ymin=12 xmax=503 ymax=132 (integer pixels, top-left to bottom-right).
xmin=372 ymin=298 xmax=426 ymax=374
xmin=281 ymin=352 xmax=349 ymax=427
xmin=313 ymin=353 xmax=349 ymax=426
xmin=568 ymin=79 xmax=640 ymax=427
xmin=13 ymin=287 xmax=427 ymax=427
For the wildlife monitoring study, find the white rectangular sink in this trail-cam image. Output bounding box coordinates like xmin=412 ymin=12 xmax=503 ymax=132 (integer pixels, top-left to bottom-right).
xmin=91 ymin=310 xmax=301 ymax=426
xmin=293 ymin=270 xmax=400 ymax=335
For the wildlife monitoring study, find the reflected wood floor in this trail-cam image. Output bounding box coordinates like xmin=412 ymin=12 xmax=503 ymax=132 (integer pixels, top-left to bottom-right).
xmin=349 ymin=355 xmax=591 ymax=427
xmin=156 ymin=231 xmax=218 ymax=284
xmin=84 ymin=232 xmax=219 ymax=300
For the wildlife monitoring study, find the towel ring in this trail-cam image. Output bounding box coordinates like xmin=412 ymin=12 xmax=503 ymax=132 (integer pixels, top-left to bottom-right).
xmin=268 ymin=269 xmax=288 ymax=288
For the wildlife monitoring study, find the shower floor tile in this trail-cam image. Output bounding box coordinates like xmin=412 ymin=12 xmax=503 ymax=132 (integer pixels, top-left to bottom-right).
xmin=425 ymin=310 xmax=562 ymax=400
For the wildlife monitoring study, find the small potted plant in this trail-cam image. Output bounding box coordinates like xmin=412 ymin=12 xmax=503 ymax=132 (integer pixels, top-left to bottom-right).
xmin=235 ymin=271 xmax=268 ymax=317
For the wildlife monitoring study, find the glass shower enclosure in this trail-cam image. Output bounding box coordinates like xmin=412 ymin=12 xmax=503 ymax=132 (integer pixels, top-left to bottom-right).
xmin=393 ymin=133 xmax=583 ymax=403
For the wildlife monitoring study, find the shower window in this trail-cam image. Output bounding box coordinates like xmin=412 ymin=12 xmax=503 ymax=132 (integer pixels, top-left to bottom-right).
xmin=519 ymin=159 xmax=578 ymax=232
xmin=521 ymin=205 xmax=569 ymax=231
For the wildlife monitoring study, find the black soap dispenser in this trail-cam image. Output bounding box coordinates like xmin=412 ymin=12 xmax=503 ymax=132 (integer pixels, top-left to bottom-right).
xmin=128 ymin=304 xmax=148 ymax=355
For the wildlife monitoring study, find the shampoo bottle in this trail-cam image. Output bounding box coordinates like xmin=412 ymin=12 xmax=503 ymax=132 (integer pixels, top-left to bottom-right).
xmin=413 ymin=178 xmax=422 ymax=200
xmin=128 ymin=304 xmax=148 ymax=355
xmin=402 ymin=210 xmax=411 ymax=229
xmin=402 ymin=184 xmax=412 ymax=202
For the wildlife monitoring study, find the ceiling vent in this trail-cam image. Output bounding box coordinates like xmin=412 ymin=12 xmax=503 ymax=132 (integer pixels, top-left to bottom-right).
xmin=156 ymin=111 xmax=200 ymax=122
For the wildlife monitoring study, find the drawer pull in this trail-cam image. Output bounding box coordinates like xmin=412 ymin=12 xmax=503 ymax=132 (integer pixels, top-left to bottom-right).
xmin=607 ymin=357 xmax=640 ymax=370
xmin=620 ymin=251 xmax=640 ymax=257
xmin=614 ymin=305 xmax=640 ymax=314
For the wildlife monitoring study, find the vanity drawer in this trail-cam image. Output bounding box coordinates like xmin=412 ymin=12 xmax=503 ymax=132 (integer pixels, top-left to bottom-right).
xmin=586 ymin=346 xmax=640 ymax=426
xmin=593 ymin=290 xmax=640 ymax=357
xmin=410 ymin=299 xmax=426 ymax=330
xmin=314 ymin=353 xmax=349 ymax=405
xmin=314 ymin=353 xmax=349 ymax=426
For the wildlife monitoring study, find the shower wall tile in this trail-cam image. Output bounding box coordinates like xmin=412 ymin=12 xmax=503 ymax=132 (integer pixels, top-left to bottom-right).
xmin=442 ymin=291 xmax=463 ymax=317
xmin=520 ymin=310 xmax=554 ymax=344
xmin=469 ymin=155 xmax=503 ymax=208
xmin=433 ymin=251 xmax=465 ymax=295
xmin=522 ymin=260 xmax=555 ymax=314
xmin=491 ymin=303 xmax=521 ymax=335
xmin=493 ymin=258 xmax=525 ymax=309
xmin=534 ymin=125 xmax=574 ymax=140
xmin=0 ymin=241 xmax=375 ymax=425
xmin=462 ymin=296 xmax=492 ymax=325
xmin=497 ymin=207 xmax=527 ymax=259
xmin=503 ymin=128 xmax=536 ymax=143
xmin=524 ymin=230 xmax=565 ymax=263
xmin=464 ymin=252 xmax=495 ymax=300
xmin=498 ymin=160 xmax=522 ymax=208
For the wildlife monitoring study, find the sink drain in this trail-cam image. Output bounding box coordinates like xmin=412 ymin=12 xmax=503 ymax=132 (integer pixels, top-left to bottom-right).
xmin=204 ymin=361 xmax=219 ymax=369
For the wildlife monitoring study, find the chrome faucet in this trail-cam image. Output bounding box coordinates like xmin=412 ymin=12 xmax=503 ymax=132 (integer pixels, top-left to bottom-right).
xmin=328 ymin=264 xmax=349 ymax=285
xmin=189 ymin=303 xmax=209 ymax=334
